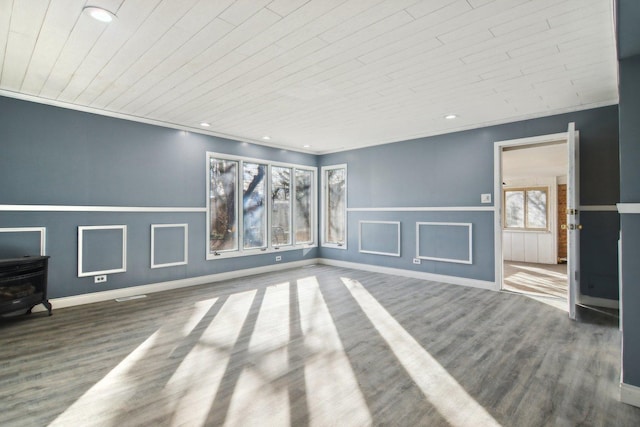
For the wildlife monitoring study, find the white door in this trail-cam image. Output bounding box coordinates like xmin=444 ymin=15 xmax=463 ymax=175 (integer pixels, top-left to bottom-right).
xmin=567 ymin=122 xmax=580 ymax=319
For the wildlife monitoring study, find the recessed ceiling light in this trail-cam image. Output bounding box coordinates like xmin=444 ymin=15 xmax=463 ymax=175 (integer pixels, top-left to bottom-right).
xmin=303 ymin=144 xmax=311 ymax=148
xmin=200 ymin=122 xmax=210 ymax=127
xmin=445 ymin=114 xmax=457 ymax=120
xmin=83 ymin=6 xmax=116 ymax=23
xmin=262 ymin=136 xmax=271 ymax=140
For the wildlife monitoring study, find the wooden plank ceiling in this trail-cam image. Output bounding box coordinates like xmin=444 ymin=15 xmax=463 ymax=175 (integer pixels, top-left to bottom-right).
xmin=0 ymin=0 xmax=618 ymax=153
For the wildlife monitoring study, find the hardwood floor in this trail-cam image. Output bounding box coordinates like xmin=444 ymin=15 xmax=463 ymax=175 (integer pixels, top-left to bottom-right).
xmin=503 ymin=261 xmax=568 ymax=299
xmin=1 ymin=265 xmax=639 ymax=426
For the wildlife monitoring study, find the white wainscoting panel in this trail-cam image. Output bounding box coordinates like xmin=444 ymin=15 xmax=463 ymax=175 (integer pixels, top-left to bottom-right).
xmin=151 ymin=224 xmax=188 ymax=268
xmin=78 ymin=225 xmax=127 ymax=277
xmin=0 ymin=227 xmax=46 ymax=256
xmin=358 ymin=221 xmax=401 ymax=257
xmin=503 ymin=231 xmax=555 ymax=264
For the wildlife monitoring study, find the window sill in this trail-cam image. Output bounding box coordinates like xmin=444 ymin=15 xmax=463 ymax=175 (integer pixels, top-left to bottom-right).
xmin=321 ymin=243 xmax=347 ymax=250
xmin=503 ymin=229 xmax=551 ymax=234
xmin=207 ymin=244 xmax=317 ymax=260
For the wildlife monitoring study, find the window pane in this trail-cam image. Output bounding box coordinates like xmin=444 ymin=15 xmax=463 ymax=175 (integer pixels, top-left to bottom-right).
xmin=527 ymin=190 xmax=547 ymax=229
xmin=243 ymin=163 xmax=267 ymax=249
xmin=505 ymin=191 xmax=524 ymax=228
xmin=326 ymin=168 xmax=346 ymax=243
xmin=294 ymin=169 xmax=313 ymax=244
xmin=209 ymin=158 xmax=238 ymax=252
xmin=271 ymin=167 xmax=291 ymax=246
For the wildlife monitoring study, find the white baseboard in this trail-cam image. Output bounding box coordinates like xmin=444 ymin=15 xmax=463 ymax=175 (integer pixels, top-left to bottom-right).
xmin=34 ymin=258 xmax=522 ymax=312
xmin=34 ymin=258 xmax=320 ymax=312
xmin=317 ymin=259 xmax=495 ymax=291
xmin=620 ymin=382 xmax=640 ymax=408
xmin=579 ymin=294 xmax=619 ymax=309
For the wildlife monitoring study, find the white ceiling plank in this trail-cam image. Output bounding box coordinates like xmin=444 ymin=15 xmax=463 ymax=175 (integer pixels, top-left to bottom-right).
xmin=188 ymin=57 xmax=360 ymax=128
xmin=73 ymin=0 xmax=208 ymax=105
xmin=82 ymin=25 xmax=193 ymax=107
xmin=100 ymin=17 xmax=235 ymax=111
xmin=219 ymin=0 xmax=272 ymax=26
xmin=122 ymin=8 xmax=280 ymax=116
xmin=135 ymin=11 xmax=282 ymax=117
xmin=37 ymin=13 xmax=113 ymax=98
xmin=59 ymin=0 xmax=187 ymax=104
xmin=0 ymin=0 xmax=619 ymax=153
xmin=405 ymin=0 xmax=458 ymax=19
xmin=0 ymin=0 xmax=14 ymax=83
xmin=169 ymin=37 xmax=331 ymax=124
xmin=318 ymin=0 xmax=421 ymax=43
xmin=353 ymin=1 xmax=471 ymax=65
xmin=153 ymin=44 xmax=287 ymax=118
xmin=546 ymin=0 xmax=609 ymax=29
xmin=435 ymin=0 xmax=530 ymax=44
xmin=1 ymin=0 xmax=49 ymax=91
xmin=488 ymin=0 xmax=560 ymax=37
xmin=150 ymin=8 xmax=414 ymax=122
xmin=467 ymin=0 xmax=496 ymax=7
xmin=173 ymin=0 xmax=236 ymax=32
xmin=274 ymin=0 xmax=386 ymax=51
xmin=20 ymin=0 xmax=86 ymax=94
xmin=234 ymin=0 xmax=345 ymax=56
xmin=267 ymin=0 xmax=311 ymax=17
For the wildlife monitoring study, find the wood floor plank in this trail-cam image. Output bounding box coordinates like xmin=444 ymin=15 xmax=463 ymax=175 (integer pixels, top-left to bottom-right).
xmin=1 ymin=264 xmax=639 ymax=426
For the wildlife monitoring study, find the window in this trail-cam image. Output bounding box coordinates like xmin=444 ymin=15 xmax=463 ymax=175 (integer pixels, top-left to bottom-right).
xmin=207 ymin=152 xmax=316 ymax=259
xmin=243 ymin=162 xmax=267 ymax=250
xmin=321 ymin=164 xmax=347 ymax=248
xmin=271 ymin=166 xmax=291 ymax=246
xmin=504 ymin=187 xmax=548 ymax=230
xmin=209 ymin=158 xmax=238 ymax=252
xmin=294 ymin=169 xmax=313 ymax=244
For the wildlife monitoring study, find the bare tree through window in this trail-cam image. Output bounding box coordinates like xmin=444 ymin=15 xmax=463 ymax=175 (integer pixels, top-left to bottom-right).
xmin=209 ymin=159 xmax=238 ymax=251
xmin=325 ymin=167 xmax=346 ymax=245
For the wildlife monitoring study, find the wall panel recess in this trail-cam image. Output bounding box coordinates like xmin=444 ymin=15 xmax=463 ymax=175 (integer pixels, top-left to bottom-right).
xmin=0 ymin=227 xmax=46 ymax=257
xmin=416 ymin=222 xmax=472 ymax=264
xmin=151 ymin=224 xmax=188 ymax=268
xmin=358 ymin=221 xmax=401 ymax=257
xmin=78 ymin=225 xmax=127 ymax=277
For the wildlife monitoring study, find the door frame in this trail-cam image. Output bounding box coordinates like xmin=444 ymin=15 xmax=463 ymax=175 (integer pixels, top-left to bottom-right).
xmin=493 ymin=131 xmax=571 ymax=293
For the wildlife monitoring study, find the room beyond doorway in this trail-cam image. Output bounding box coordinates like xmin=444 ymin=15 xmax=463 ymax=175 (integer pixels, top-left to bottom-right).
xmin=503 ymin=261 xmax=567 ymax=299
xmin=497 ymin=136 xmax=569 ymax=304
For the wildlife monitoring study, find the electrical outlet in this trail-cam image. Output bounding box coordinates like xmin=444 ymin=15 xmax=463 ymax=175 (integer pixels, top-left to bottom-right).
xmin=94 ymin=275 xmax=107 ymax=283
xmin=275 ymin=256 xmax=282 ymax=262
xmin=413 ymin=258 xmax=421 ymax=265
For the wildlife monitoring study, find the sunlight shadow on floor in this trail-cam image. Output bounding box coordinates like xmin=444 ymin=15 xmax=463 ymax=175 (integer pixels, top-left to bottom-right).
xmin=48 ymin=297 xmax=220 ymax=426
xmin=341 ymin=277 xmax=501 ymax=427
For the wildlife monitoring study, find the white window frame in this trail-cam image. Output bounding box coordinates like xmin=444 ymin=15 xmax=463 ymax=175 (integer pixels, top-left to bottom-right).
xmin=503 ymin=186 xmax=550 ymax=231
xmin=206 ymin=152 xmax=317 ymax=260
xmin=321 ymin=164 xmax=347 ymax=249
xmin=270 ymin=165 xmax=293 ymax=249
xmin=293 ymin=168 xmax=316 ymax=246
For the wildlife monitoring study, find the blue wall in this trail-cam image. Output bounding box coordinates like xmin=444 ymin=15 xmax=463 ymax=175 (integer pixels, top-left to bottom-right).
xmin=0 ymin=96 xmax=318 ymax=298
xmin=618 ymin=0 xmax=640 ymax=389
xmin=0 ymin=97 xmax=621 ymax=303
xmin=320 ymin=106 xmax=620 ymax=297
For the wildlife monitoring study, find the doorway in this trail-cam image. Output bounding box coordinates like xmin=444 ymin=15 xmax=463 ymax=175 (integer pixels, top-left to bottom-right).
xmin=494 ymin=127 xmax=579 ymax=316
xmin=500 ymin=141 xmax=568 ymax=300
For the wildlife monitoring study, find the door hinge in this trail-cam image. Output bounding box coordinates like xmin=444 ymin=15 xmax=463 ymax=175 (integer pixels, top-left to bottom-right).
xmin=566 ymin=208 xmax=579 ymax=215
